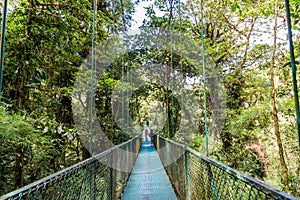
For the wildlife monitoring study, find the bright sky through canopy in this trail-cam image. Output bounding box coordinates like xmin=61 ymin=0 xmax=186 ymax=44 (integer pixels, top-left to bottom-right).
xmin=131 ymin=0 xmax=165 ymax=30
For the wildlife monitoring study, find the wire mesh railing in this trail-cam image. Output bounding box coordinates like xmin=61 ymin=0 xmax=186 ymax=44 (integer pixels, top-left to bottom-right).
xmin=0 ymin=134 xmax=142 ymax=200
xmin=155 ymin=136 xmax=298 ymax=200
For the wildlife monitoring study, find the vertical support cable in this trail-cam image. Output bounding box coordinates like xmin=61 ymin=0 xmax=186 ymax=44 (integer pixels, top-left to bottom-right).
xmin=177 ymin=1 xmax=189 ymax=197
xmin=169 ymin=0 xmax=175 ymax=140
xmin=89 ymin=1 xmax=97 ymax=200
xmin=89 ymin=0 xmax=97 ymax=156
xmin=122 ymin=59 xmax=125 ymax=143
xmin=200 ymin=0 xmax=209 ymax=156
xmin=111 ymin=0 xmax=117 ymax=147
xmin=0 ymin=0 xmax=8 ymax=94
xmin=111 ymin=59 xmax=115 ymax=146
xmin=284 ymin=0 xmax=300 ymax=150
xmin=120 ymin=0 xmax=126 ymax=143
xmin=178 ymin=0 xmax=184 ymax=133
xmin=200 ymin=2 xmax=218 ymax=197
xmin=127 ymin=66 xmax=131 ymax=139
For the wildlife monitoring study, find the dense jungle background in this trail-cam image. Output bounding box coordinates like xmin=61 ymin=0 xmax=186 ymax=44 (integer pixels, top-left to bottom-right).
xmin=0 ymin=0 xmax=299 ymax=197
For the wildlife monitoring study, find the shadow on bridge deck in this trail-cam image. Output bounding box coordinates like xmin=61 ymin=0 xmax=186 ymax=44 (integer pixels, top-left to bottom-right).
xmin=121 ymin=141 xmax=177 ymax=200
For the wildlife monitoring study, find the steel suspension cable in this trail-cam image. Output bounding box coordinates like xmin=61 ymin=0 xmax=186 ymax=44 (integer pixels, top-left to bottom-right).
xmin=111 ymin=1 xmax=117 ymax=147
xmin=200 ymin=2 xmax=219 ymax=199
xmin=87 ymin=1 xmax=97 ymax=199
xmin=121 ymin=57 xmax=125 ymax=143
xmin=284 ymin=0 xmax=300 ymax=150
xmin=0 ymin=0 xmax=8 ymax=94
xmin=200 ymin=0 xmax=209 ymax=157
xmin=119 ymin=0 xmax=126 ymax=143
xmin=178 ymin=0 xmax=184 ymax=131
xmin=168 ymin=0 xmax=175 ymax=140
xmin=177 ymin=1 xmax=190 ymax=198
xmin=89 ymin=0 xmax=97 ymax=156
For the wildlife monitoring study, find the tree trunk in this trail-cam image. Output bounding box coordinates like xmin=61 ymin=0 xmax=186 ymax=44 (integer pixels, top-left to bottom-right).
xmin=270 ymin=0 xmax=289 ymax=190
xmin=239 ymin=17 xmax=256 ymax=69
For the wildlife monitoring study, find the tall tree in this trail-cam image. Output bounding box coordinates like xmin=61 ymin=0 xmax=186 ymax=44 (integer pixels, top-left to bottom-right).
xmin=270 ymin=0 xmax=289 ymax=190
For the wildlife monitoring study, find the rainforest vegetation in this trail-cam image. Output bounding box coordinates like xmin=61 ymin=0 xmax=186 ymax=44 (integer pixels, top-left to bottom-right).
xmin=0 ymin=0 xmax=299 ymax=197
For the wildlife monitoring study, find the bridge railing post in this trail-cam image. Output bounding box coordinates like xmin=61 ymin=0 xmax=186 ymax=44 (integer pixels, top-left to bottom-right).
xmin=206 ymin=162 xmax=219 ymax=199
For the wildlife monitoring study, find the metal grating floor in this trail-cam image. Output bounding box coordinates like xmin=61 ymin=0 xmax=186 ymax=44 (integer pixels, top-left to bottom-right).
xmin=121 ymin=141 xmax=177 ymax=200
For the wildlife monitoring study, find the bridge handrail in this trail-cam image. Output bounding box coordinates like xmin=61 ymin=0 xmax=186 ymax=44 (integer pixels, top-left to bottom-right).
xmin=186 ymin=147 xmax=297 ymax=199
xmin=1 ymin=134 xmax=142 ymax=200
xmin=156 ymin=135 xmax=298 ymax=200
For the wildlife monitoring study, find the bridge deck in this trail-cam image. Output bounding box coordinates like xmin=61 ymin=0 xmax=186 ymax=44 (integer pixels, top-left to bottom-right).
xmin=121 ymin=141 xmax=177 ymax=200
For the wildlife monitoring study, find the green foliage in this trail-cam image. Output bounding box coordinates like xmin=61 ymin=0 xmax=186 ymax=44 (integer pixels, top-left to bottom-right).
xmin=0 ymin=0 xmax=299 ymax=198
xmin=0 ymin=105 xmax=42 ymax=195
xmin=0 ymin=0 xmax=135 ymax=195
xmin=290 ymin=0 xmax=300 ymax=29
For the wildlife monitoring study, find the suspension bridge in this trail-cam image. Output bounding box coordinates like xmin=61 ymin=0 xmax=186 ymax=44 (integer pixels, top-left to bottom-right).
xmin=0 ymin=0 xmax=299 ymax=198
xmin=0 ymin=134 xmax=297 ymax=200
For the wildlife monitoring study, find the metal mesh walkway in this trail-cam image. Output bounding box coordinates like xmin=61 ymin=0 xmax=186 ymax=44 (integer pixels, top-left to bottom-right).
xmin=121 ymin=141 xmax=177 ymax=200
